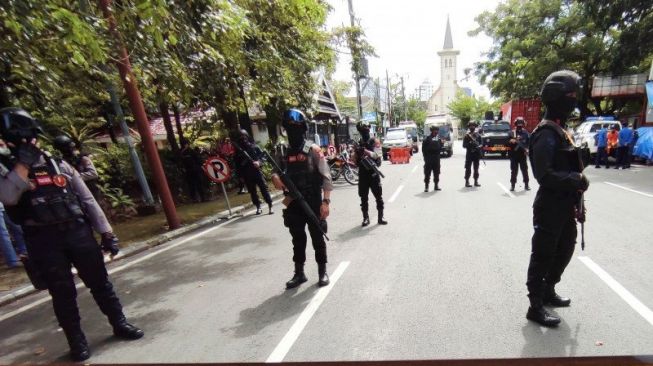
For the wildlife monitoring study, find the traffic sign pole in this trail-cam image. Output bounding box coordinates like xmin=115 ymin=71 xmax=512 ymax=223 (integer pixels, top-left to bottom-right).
xmin=220 ymin=182 xmax=232 ymax=217
xmin=202 ymin=156 xmax=238 ymax=219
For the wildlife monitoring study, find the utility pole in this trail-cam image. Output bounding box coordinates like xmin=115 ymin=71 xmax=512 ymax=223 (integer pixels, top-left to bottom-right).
xmin=99 ymin=0 xmax=180 ymax=230
xmin=401 ymin=76 xmax=407 ymax=122
xmin=386 ymin=70 xmax=392 ymax=127
xmin=348 ymin=0 xmax=363 ymax=121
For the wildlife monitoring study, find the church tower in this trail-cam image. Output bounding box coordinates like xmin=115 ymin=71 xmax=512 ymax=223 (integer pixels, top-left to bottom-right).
xmin=429 ymin=16 xmax=460 ymax=114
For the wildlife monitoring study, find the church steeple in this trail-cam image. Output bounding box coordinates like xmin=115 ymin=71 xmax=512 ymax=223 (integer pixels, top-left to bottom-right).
xmin=443 ymin=15 xmax=453 ymax=50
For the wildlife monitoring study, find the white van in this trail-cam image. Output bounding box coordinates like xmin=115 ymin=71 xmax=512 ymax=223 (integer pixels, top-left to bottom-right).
xmin=424 ymin=115 xmax=454 ymax=157
xmin=573 ymin=117 xmax=621 ymax=155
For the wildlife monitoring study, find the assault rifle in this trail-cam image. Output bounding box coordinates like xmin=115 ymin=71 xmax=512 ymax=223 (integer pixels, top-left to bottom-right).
xmin=263 ymin=150 xmax=329 ymax=241
xmin=466 ymin=132 xmax=486 ymax=166
xmin=355 ymin=142 xmax=385 ymax=178
xmin=575 ymin=144 xmax=589 ymax=250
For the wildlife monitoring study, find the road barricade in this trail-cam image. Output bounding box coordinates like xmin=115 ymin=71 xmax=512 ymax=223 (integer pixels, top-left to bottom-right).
xmin=389 ymin=147 xmax=411 ymax=164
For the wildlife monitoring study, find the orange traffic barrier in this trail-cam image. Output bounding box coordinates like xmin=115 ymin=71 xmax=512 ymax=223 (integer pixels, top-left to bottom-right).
xmin=389 ymin=147 xmax=411 ymax=164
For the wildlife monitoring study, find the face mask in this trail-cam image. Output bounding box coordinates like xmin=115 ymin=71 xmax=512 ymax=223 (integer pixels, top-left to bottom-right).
xmin=0 ymin=146 xmax=10 ymax=156
xmin=287 ymin=129 xmax=306 ymax=149
xmin=469 ymin=127 xmax=475 ymax=133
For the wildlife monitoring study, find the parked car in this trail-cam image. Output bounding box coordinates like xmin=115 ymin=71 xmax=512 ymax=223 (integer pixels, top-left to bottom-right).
xmin=480 ymin=120 xmax=512 ymax=157
xmin=573 ymin=117 xmax=621 ymax=155
xmin=382 ymin=128 xmax=411 ymax=160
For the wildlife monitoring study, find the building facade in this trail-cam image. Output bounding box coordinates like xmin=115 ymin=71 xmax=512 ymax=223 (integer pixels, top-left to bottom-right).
xmin=428 ymin=16 xmax=463 ymax=115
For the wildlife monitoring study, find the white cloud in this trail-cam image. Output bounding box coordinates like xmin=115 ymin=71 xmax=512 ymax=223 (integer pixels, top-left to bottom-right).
xmin=326 ymin=0 xmax=502 ymax=99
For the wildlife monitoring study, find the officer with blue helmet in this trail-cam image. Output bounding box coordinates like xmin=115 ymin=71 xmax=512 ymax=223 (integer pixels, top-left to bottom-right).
xmin=272 ymin=108 xmax=333 ymax=289
xmin=0 ymin=107 xmax=143 ymax=361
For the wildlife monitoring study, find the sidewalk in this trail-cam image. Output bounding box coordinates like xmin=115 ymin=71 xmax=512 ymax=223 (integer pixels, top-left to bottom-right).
xmin=0 ymin=188 xmax=281 ymax=307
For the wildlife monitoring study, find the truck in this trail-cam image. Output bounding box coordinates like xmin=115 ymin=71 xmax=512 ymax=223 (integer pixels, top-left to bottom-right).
xmin=479 ymin=119 xmax=512 ymax=157
xmin=423 ymin=115 xmax=454 ymax=157
xmin=500 ymin=99 xmax=542 ymax=132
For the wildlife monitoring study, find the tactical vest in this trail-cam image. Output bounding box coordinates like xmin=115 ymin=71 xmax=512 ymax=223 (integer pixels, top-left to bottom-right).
xmin=285 ymin=147 xmax=322 ymax=199
xmin=423 ymin=136 xmax=441 ymax=155
xmin=5 ymin=157 xmax=85 ymax=226
xmin=529 ymin=120 xmax=584 ymax=177
xmin=357 ymin=138 xmax=380 ymax=169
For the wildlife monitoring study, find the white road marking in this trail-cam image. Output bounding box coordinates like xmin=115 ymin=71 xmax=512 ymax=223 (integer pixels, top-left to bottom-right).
xmin=266 ymin=261 xmax=350 ymax=363
xmin=0 ymin=200 xmax=282 ymax=323
xmin=578 ymin=256 xmax=653 ymax=327
xmin=497 ymin=182 xmax=516 ymax=198
xmin=604 ymin=182 xmax=653 ymax=198
xmin=388 ymin=184 xmax=405 ymax=203
xmin=411 ymin=165 xmax=418 ymax=173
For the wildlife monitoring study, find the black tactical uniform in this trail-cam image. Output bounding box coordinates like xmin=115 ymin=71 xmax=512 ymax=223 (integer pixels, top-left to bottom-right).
xmin=463 ymin=123 xmax=482 ymax=187
xmin=276 ymin=109 xmax=332 ymax=289
xmin=53 ymin=135 xmax=101 ymax=199
xmin=355 ymin=122 xmax=386 ymax=226
xmin=233 ymin=130 xmax=273 ymax=215
xmin=526 ymin=71 xmax=589 ymax=327
xmin=422 ymin=126 xmax=442 ymax=192
xmin=0 ymin=108 xmax=143 ymax=361
xmin=508 ymin=119 xmax=530 ymax=191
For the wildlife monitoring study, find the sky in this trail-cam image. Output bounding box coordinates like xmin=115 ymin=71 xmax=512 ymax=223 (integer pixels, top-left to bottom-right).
xmin=325 ymin=0 xmax=503 ymax=99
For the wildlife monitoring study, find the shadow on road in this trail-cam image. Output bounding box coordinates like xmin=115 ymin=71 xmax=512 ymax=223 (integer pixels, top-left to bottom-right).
xmin=335 ymin=223 xmax=382 ymax=242
xmin=520 ymin=313 xmax=578 ymax=358
xmin=225 ymin=286 xmax=319 ymax=338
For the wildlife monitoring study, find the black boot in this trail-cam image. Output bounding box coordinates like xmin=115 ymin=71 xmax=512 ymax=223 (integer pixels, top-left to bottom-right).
xmin=544 ymin=287 xmax=571 ymax=307
xmin=255 ymin=205 xmax=262 ymax=215
xmin=317 ymin=263 xmax=330 ymax=287
xmin=525 ymin=182 xmax=530 ymax=190
xmin=526 ymin=305 xmax=561 ymax=327
xmin=362 ymin=214 xmax=370 ymax=227
xmin=64 ymin=327 xmax=90 ymax=362
xmin=474 ymin=180 xmax=481 ymax=187
xmin=286 ymin=263 xmax=307 ymax=289
xmin=377 ymin=211 xmax=388 ymax=225
xmin=465 ymin=179 xmax=472 ymax=187
xmin=424 ymin=183 xmax=428 ymax=192
xmin=268 ymin=203 xmax=274 ymax=215
xmin=111 ymin=317 xmax=145 ymax=339
xmin=434 ymin=182 xmax=441 ymax=191
xmin=510 ymin=183 xmax=515 ymax=191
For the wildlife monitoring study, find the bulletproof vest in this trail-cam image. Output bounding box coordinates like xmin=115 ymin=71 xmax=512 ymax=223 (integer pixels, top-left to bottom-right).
xmin=529 ymin=120 xmax=584 ymax=175
xmin=284 ymin=145 xmax=322 ymax=198
xmin=423 ymin=135 xmax=441 ymax=154
xmin=357 ymin=138 xmax=379 ymax=166
xmin=6 ymin=157 xmax=85 ymax=225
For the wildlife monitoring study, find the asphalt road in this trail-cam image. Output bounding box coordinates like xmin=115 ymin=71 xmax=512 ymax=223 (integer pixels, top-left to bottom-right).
xmin=1 ymin=143 xmax=652 ymax=363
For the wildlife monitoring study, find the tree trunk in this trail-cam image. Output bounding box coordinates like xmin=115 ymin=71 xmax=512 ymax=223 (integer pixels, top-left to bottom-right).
xmin=238 ymin=85 xmax=253 ymax=137
xmin=159 ymin=101 xmax=179 ymax=153
xmin=172 ymin=104 xmax=185 ymax=144
xmin=264 ymin=103 xmax=281 ymax=144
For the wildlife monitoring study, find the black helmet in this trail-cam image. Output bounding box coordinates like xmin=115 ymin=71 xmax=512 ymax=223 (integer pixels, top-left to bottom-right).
xmin=429 ymin=125 xmax=439 ymax=132
xmin=0 ymin=107 xmax=44 ymax=144
xmin=53 ymin=135 xmax=76 ymax=152
xmin=540 ymin=70 xmax=582 ymax=105
xmin=468 ymin=121 xmax=478 ymax=128
xmin=514 ymin=117 xmax=525 ymax=127
xmin=282 ymin=108 xmax=308 ymax=131
xmin=356 ymin=121 xmax=371 ymax=133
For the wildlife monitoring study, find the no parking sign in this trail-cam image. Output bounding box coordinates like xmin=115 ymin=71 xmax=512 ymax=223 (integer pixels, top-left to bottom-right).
xmin=203 ymin=156 xmax=231 ymax=183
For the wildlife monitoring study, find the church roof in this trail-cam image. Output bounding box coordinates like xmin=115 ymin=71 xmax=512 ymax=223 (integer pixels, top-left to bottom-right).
xmin=443 ymin=16 xmax=453 ymax=50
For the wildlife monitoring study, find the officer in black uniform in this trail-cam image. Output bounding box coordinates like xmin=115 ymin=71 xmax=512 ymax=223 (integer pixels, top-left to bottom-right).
xmin=233 ymin=130 xmax=273 ymax=215
xmin=0 ymin=108 xmax=143 ymax=361
xmin=526 ymin=70 xmax=590 ymax=327
xmin=422 ymin=125 xmax=442 ymax=192
xmin=53 ymin=135 xmax=102 ymax=199
xmin=354 ymin=121 xmax=387 ymax=226
xmin=508 ymin=118 xmax=530 ymax=191
xmin=462 ymin=122 xmax=482 ymax=187
xmin=272 ymin=109 xmax=332 ymax=289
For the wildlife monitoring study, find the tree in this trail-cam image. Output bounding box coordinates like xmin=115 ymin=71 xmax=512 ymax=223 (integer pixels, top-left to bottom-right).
xmin=470 ymin=0 xmax=653 ymax=116
xmin=448 ymin=91 xmax=501 ymax=129
xmin=330 ymin=80 xmax=357 ymax=117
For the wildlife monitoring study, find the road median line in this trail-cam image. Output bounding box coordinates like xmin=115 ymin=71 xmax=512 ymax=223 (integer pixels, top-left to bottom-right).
xmin=496 ymin=182 xmax=516 ymax=198
xmin=604 ymin=181 xmax=653 ymax=198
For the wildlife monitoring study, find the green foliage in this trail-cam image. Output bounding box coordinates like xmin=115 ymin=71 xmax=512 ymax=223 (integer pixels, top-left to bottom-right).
xmin=470 ymin=0 xmax=653 ymax=116
xmin=93 ymin=145 xmax=136 ymax=192
xmin=97 ymin=183 xmax=138 ymax=222
xmin=447 ymin=91 xmax=502 ymax=129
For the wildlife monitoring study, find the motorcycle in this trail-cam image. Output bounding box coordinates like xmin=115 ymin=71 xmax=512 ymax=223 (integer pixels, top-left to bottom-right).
xmin=328 ymin=150 xmax=358 ymax=185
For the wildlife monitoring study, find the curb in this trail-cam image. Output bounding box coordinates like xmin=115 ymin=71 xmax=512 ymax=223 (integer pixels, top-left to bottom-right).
xmin=0 ymin=192 xmax=282 ymax=308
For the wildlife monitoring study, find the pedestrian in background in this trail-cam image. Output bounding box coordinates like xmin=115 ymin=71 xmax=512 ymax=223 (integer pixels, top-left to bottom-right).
xmin=181 ymin=140 xmax=207 ymax=202
xmin=53 ymin=135 xmax=101 ymax=200
xmin=617 ymin=121 xmax=634 ymax=169
xmin=232 ymin=130 xmax=273 ymax=215
xmin=0 ymin=201 xmax=27 ymax=268
xmin=607 ymin=125 xmax=619 ymax=160
xmin=594 ymin=126 xmax=609 ymax=168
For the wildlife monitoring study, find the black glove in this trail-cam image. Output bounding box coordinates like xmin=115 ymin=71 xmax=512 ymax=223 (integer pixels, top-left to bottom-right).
xmin=101 ymin=232 xmax=120 ymax=256
xmin=16 ymin=143 xmax=42 ymax=167
xmin=579 ymin=173 xmax=590 ymax=191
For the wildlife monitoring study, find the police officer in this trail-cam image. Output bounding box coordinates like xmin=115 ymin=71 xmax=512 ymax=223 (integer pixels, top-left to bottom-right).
xmin=0 ymin=108 xmax=143 ymax=361
xmin=53 ymin=135 xmax=101 ymax=199
xmin=463 ymin=122 xmax=482 ymax=187
xmin=354 ymin=121 xmax=387 ymax=226
xmin=508 ymin=118 xmax=530 ymax=191
xmin=422 ymin=125 xmax=442 ymax=192
xmin=271 ymin=109 xmax=332 ymax=288
xmin=233 ymin=130 xmax=273 ymax=215
xmin=526 ymin=71 xmax=590 ymax=327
